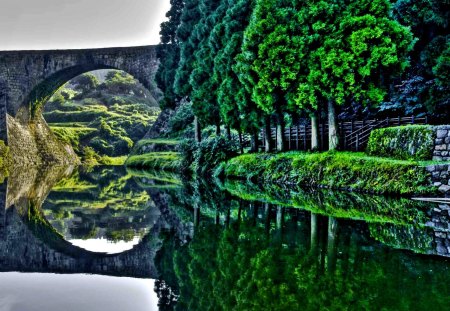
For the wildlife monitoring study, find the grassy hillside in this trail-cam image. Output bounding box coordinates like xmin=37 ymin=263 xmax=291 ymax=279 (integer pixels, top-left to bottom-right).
xmin=44 ymin=70 xmax=161 ymax=164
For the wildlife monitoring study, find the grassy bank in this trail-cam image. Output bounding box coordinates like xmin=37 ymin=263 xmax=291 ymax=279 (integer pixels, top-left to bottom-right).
xmin=219 ymin=151 xmax=436 ymax=195
xmin=125 ymin=152 xmax=180 ymax=171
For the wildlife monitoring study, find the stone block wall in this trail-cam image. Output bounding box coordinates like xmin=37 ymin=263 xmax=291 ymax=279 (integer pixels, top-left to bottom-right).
xmin=433 ymin=125 xmax=450 ymax=161
xmin=426 ymin=164 xmax=450 ymax=196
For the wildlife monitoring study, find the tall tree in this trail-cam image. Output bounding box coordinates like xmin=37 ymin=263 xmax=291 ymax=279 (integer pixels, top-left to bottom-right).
xmin=236 ymin=0 xmax=301 ymax=151
xmin=174 ymin=0 xmax=203 ymax=141
xmin=155 ymin=0 xmax=185 ymax=110
xmin=189 ymin=0 xmax=228 ymax=135
xmin=212 ymin=0 xmax=262 ymax=151
xmin=294 ymin=0 xmax=414 ymax=150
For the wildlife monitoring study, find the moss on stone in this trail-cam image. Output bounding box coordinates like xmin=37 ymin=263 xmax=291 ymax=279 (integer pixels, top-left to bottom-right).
xmin=367 ymin=125 xmax=434 ymax=161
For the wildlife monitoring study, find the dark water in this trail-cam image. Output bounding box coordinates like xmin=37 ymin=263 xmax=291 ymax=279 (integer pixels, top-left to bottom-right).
xmin=0 ymin=166 xmax=449 ymax=310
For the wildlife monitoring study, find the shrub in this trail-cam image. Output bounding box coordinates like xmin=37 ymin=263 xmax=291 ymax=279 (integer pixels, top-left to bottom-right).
xmin=178 ymin=139 xmax=198 ymax=173
xmin=168 ymin=101 xmax=195 ymax=135
xmin=366 ymin=125 xmax=434 ymax=160
xmin=192 ymin=136 xmax=239 ymax=175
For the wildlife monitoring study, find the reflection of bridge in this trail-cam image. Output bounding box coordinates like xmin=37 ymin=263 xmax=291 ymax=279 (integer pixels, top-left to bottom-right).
xmin=0 ymin=177 xmax=193 ymax=278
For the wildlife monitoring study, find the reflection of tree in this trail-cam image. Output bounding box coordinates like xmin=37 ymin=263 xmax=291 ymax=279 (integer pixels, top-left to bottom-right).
xmin=156 ymin=201 xmax=449 ymax=311
xmin=42 ymin=166 xmax=157 ymax=242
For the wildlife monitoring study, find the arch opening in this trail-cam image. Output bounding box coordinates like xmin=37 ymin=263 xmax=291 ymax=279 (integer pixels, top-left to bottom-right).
xmin=8 ymin=68 xmax=161 ymax=167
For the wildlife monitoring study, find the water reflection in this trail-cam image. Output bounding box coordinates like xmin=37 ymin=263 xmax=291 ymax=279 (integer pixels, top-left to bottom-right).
xmin=0 ymin=166 xmax=448 ymax=310
xmin=0 ymin=273 xmax=158 ymax=311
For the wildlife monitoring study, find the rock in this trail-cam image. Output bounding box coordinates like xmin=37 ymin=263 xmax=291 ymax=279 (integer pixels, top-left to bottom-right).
xmin=436 ymin=129 xmax=448 ymax=139
xmin=434 ymin=182 xmax=443 ymax=187
xmin=435 ymin=144 xmax=447 ymax=151
xmin=426 ymin=165 xmax=436 ymax=172
xmin=435 ymin=232 xmax=446 ymax=238
xmin=435 ymin=138 xmax=444 ymax=144
xmin=433 ymin=156 xmax=443 ymax=161
xmin=437 ymin=245 xmax=447 ymax=254
xmin=442 ymin=151 xmax=449 ymax=157
xmin=446 ymin=137 xmax=450 ymax=144
xmin=438 ymin=184 xmax=450 ymax=193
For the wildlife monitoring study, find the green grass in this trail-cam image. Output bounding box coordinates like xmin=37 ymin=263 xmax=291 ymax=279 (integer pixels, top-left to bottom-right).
xmin=99 ymin=156 xmax=127 ymax=166
xmin=125 ymin=152 xmax=180 ymax=171
xmin=220 ymin=151 xmax=436 ymax=195
xmin=134 ymin=139 xmax=180 ymax=147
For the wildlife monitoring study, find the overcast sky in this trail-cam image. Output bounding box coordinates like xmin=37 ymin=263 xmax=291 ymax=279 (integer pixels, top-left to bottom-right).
xmin=0 ymin=0 xmax=171 ymax=51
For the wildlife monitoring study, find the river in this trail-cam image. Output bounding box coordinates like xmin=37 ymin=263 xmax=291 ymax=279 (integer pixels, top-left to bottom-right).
xmin=0 ymin=165 xmax=448 ymax=310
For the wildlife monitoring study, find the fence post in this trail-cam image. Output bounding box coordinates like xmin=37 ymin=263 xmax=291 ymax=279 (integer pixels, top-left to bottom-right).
xmin=296 ymin=125 xmax=299 ymax=150
xmin=303 ymin=125 xmax=307 ymax=150
xmin=412 ymin=115 xmax=415 ymax=124
xmin=356 ymin=134 xmax=359 ymax=152
xmin=386 ymin=117 xmax=389 ymax=126
xmin=425 ymin=115 xmax=428 ymax=124
xmin=397 ymin=116 xmax=401 ymax=126
xmin=289 ymin=127 xmax=292 ymax=150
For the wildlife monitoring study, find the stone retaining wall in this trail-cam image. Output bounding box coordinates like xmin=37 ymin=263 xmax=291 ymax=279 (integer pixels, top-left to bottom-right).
xmin=433 ymin=125 xmax=450 ymax=161
xmin=426 ymin=164 xmax=450 ymax=196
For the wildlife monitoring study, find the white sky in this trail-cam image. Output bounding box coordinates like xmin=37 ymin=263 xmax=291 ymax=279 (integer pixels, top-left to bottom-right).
xmin=0 ymin=0 xmax=171 ymax=51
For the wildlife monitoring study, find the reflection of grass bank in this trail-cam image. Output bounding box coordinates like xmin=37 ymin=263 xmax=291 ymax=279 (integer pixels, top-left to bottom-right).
xmin=220 ymin=152 xmax=436 ymax=195
xmin=126 ymin=152 xmax=180 ymax=171
xmin=223 ymin=179 xmax=430 ymax=227
xmin=127 ymin=168 xmax=182 ymax=188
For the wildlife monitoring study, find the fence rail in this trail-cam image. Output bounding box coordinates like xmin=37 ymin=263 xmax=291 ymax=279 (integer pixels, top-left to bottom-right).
xmin=237 ymin=116 xmax=428 ymax=152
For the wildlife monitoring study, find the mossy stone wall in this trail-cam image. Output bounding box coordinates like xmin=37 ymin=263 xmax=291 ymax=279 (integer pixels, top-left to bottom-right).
xmin=367 ymin=125 xmax=435 ymax=160
xmin=367 ymin=125 xmax=450 ymax=161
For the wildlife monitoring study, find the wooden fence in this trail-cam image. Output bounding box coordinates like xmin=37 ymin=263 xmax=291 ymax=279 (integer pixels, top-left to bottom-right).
xmin=239 ymin=116 xmax=428 ymax=152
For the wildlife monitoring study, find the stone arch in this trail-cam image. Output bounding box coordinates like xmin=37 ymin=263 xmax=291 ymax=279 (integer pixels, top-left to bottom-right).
xmin=0 ymin=46 xmax=160 ymax=166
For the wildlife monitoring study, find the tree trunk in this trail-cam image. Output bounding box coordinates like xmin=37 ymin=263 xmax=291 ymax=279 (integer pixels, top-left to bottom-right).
xmin=238 ymin=130 xmax=244 ymax=154
xmin=250 ymin=130 xmax=259 ymax=153
xmin=311 ymin=113 xmax=319 ymax=151
xmin=328 ymin=100 xmax=339 ymax=150
xmin=194 ymin=116 xmax=202 ymax=143
xmin=216 ymin=123 xmax=221 ymax=136
xmin=226 ymin=126 xmax=231 ymax=140
xmin=276 ymin=113 xmax=285 ymax=152
xmin=264 ymin=116 xmax=272 ymax=152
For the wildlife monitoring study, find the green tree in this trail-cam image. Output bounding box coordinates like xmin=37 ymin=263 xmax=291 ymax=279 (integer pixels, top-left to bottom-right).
xmin=189 ymin=0 xmax=229 ymax=136
xmin=236 ymin=0 xmax=299 ymax=151
xmin=71 ymin=73 xmax=99 ymax=93
xmin=156 ymin=0 xmax=184 ymax=110
xmin=294 ymin=0 xmax=414 ymax=150
xmin=212 ymin=0 xmax=263 ymax=151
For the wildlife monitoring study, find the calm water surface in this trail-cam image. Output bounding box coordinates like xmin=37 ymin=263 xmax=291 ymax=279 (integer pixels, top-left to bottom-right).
xmin=0 ymin=166 xmax=448 ymax=310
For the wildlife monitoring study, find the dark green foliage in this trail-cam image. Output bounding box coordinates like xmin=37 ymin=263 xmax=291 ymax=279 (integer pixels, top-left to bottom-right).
xmin=213 ymin=0 xmax=261 ymax=133
xmin=222 ymin=152 xmax=434 ymax=195
xmin=179 ymin=136 xmax=239 ymax=175
xmin=156 ymin=0 xmax=184 ymax=109
xmin=192 ymin=135 xmax=239 ymax=175
xmin=188 ymin=0 xmax=227 ymax=128
xmin=367 ymin=125 xmax=435 ymax=160
xmin=383 ymin=0 xmax=450 ymax=119
xmin=174 ymin=0 xmax=202 ymax=97
xmin=178 ymin=139 xmax=198 ymax=173
xmin=71 ymin=73 xmax=99 ymax=93
xmin=168 ymin=101 xmax=195 ymax=135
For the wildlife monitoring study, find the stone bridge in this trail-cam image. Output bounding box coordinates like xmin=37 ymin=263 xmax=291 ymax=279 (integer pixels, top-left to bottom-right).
xmin=0 ymin=46 xmax=159 ymax=166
